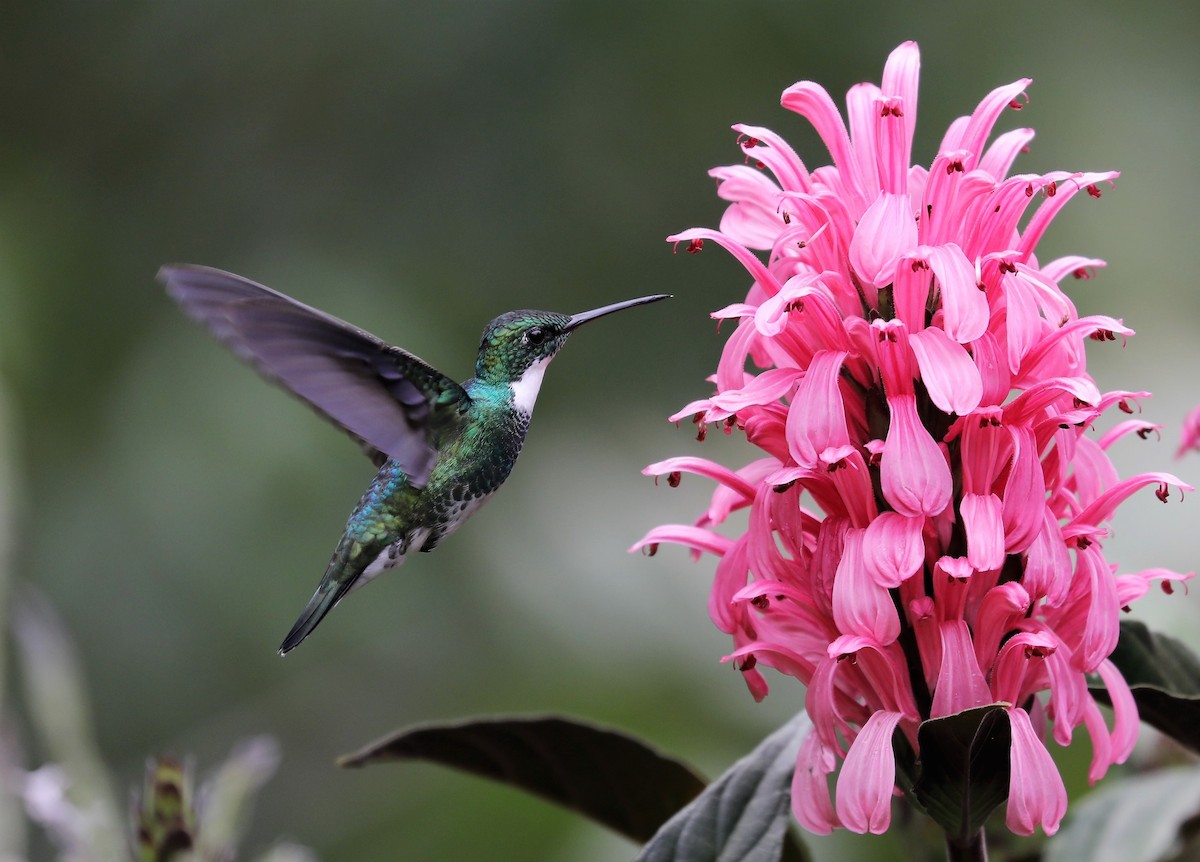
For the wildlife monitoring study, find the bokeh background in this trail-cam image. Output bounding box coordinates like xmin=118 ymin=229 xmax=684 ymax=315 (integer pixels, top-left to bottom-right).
xmin=2 ymin=1 xmax=1198 ymax=859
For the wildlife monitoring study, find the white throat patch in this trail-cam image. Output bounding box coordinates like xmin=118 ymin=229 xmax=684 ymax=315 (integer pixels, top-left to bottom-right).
xmin=509 ymin=356 xmax=551 ymax=414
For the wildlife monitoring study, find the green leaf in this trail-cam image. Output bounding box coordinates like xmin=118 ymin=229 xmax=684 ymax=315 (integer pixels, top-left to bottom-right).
xmin=633 ymin=713 xmax=811 ymax=862
xmin=906 ymin=705 xmax=1011 ymax=845
xmin=1089 ymin=619 xmax=1200 ymax=755
xmin=338 ymin=714 xmax=706 ymax=844
xmin=1045 ymin=764 xmax=1200 ymax=862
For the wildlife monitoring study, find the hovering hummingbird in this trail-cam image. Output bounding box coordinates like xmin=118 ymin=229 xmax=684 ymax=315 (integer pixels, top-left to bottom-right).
xmin=158 ymin=265 xmax=669 ymax=654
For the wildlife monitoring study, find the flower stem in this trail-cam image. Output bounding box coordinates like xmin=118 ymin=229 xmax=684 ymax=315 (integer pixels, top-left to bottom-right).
xmin=945 ymin=830 xmax=988 ymax=862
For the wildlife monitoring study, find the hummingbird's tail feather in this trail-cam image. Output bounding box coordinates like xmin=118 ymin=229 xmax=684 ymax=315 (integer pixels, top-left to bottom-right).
xmin=278 ymin=578 xmax=355 ymax=656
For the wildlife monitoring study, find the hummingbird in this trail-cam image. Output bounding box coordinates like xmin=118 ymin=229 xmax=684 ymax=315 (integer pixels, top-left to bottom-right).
xmin=158 ymin=264 xmax=669 ymax=655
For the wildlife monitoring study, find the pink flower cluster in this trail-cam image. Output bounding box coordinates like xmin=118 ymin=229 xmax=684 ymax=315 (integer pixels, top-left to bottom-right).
xmin=636 ymin=42 xmax=1191 ymax=837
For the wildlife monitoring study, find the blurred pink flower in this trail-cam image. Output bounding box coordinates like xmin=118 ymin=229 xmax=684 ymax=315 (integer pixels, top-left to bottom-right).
xmin=1179 ymin=404 xmax=1200 ymax=457
xmin=636 ymin=41 xmax=1192 ymax=837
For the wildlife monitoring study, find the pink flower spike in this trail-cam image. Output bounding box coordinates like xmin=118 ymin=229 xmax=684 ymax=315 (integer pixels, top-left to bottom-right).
xmin=1005 ymin=707 xmax=1068 ymax=836
xmin=646 ymin=40 xmax=1183 ymax=841
xmin=862 ymin=511 xmax=925 ymax=587
xmin=835 ymin=710 xmax=904 ymax=834
xmin=930 ymin=620 xmax=994 ymax=717
xmin=909 ymin=326 xmax=983 ymax=415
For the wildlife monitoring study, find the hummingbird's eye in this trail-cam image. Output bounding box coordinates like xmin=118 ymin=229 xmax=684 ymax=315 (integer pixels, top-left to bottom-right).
xmin=524 ymin=326 xmax=548 ymax=346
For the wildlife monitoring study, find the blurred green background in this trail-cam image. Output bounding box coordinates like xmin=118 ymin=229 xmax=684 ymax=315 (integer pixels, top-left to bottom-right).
xmin=2 ymin=1 xmax=1198 ymax=859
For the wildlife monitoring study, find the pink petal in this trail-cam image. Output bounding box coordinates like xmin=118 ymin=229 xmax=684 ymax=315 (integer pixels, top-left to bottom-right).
xmin=1001 ymin=425 xmax=1046 ymax=555
xmin=1064 ymin=472 xmax=1193 ymax=544
xmin=862 ymin=511 xmax=925 ymax=587
xmin=786 ymin=350 xmax=850 ymax=468
xmin=960 ymin=492 xmax=1005 ymax=571
xmin=849 ymin=192 xmax=917 ymax=289
xmin=880 ymin=395 xmax=952 ymax=517
xmin=956 ymin=79 xmax=1033 ymax=173
xmin=835 ymin=710 xmax=904 ymax=834
xmin=880 ymin=41 xmax=920 ymax=167
xmin=793 ymin=733 xmax=841 ymax=834
xmin=1005 ymin=707 xmax=1067 ymax=836
xmin=978 ymin=127 xmax=1035 ymax=179
xmin=992 ymin=631 xmax=1056 ymax=705
xmin=970 ymin=331 xmax=1012 ymax=408
xmin=628 ymin=525 xmax=732 ymax=558
xmin=930 ymin=620 xmax=993 ymax=717
xmin=909 ymin=326 xmax=983 ymax=415
xmin=1096 ymin=658 xmax=1138 ymax=765
xmin=730 ymin=123 xmax=811 ymax=191
xmin=973 ymin=582 xmax=1030 ymax=673
xmin=667 ymin=227 xmax=786 ymax=297
xmin=832 ymin=529 xmax=901 ymax=644
xmin=926 ymin=243 xmax=988 ymax=343
xmin=780 ymin=81 xmax=868 ymax=213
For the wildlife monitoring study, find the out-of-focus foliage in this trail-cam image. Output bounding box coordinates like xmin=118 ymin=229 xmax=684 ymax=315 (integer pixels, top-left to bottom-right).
xmin=1 ymin=2 xmax=1198 ymax=860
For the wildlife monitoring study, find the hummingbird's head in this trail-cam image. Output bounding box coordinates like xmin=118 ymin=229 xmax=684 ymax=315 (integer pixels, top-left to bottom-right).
xmin=473 ymin=295 xmax=671 ymax=403
xmin=475 ymin=309 xmax=573 ymax=387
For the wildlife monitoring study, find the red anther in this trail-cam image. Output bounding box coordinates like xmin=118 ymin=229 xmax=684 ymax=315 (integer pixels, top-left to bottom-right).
xmin=1156 ymin=483 xmax=1171 ymax=503
xmin=1119 ymin=399 xmax=1134 ymax=414
xmin=999 ymin=260 xmax=1017 ymax=274
xmin=642 ymin=543 xmax=659 ymax=557
xmin=667 ymin=471 xmax=682 ymax=488
xmin=1046 ymin=180 xmax=1058 ymax=197
xmin=782 ymin=211 xmax=792 ymax=224
xmin=946 ymin=159 xmax=964 ymax=174
xmin=1086 ymin=184 xmax=1102 ymax=198
xmin=1163 ymin=581 xmax=1176 ymax=596
xmin=735 ymin=653 xmax=758 ymax=671
xmin=751 ymin=595 xmax=771 ymax=610
xmin=685 ymin=238 xmax=705 ymax=255
xmin=1025 ymin=183 xmax=1035 ymax=197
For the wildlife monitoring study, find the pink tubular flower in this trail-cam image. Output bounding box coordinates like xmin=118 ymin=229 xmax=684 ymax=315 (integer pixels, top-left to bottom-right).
xmin=634 ymin=42 xmax=1194 ymax=837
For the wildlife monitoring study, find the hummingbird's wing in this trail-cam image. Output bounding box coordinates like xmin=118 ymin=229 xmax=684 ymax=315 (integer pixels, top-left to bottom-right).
xmin=158 ymin=264 xmax=469 ymax=487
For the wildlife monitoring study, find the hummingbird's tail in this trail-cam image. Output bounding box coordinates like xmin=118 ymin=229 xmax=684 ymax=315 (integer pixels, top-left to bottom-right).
xmin=278 ymin=578 xmax=355 ymax=655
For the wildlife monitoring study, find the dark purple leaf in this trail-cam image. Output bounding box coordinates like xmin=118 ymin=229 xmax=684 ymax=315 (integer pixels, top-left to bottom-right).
xmin=338 ymin=714 xmax=706 ymax=843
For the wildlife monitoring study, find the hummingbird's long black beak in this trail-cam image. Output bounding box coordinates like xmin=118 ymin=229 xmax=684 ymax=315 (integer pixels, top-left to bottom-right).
xmin=565 ymin=294 xmax=671 ymax=331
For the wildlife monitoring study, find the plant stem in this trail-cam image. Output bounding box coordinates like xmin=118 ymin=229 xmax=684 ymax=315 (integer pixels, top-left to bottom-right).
xmin=945 ymin=830 xmax=988 ymax=862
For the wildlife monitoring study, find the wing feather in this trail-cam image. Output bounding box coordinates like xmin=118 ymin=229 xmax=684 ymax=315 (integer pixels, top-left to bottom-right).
xmin=159 ymin=264 xmax=468 ymax=486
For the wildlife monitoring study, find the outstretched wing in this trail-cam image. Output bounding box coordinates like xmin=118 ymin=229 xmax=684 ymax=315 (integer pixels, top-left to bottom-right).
xmin=159 ymin=264 xmax=469 ymax=487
